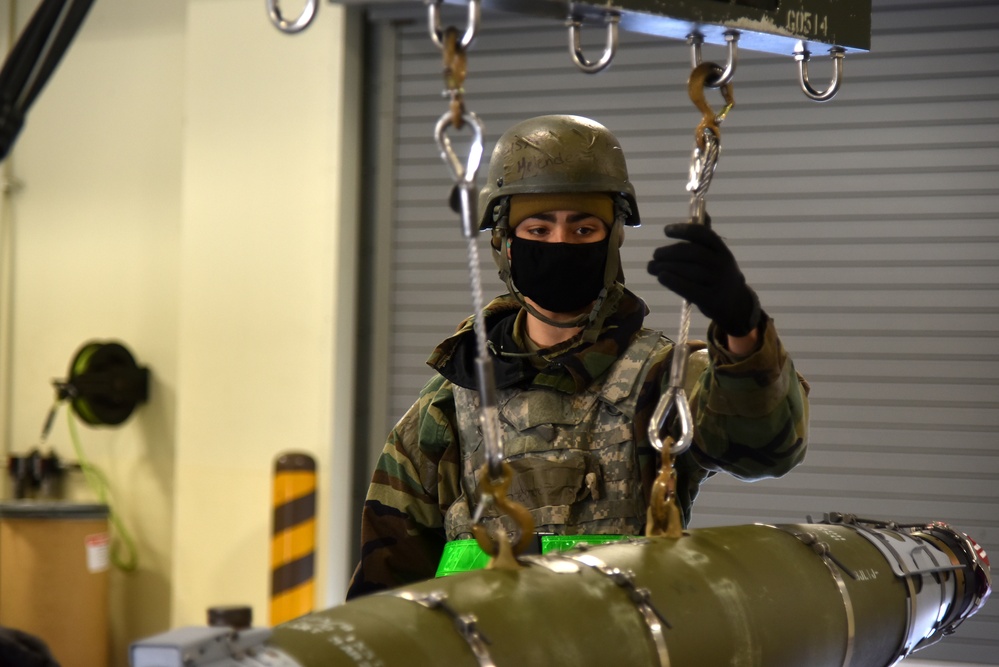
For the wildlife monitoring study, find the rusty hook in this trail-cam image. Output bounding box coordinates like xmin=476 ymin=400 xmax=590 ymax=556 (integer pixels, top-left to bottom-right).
xmin=688 ymin=62 xmax=734 ymax=150
xmin=442 ymin=28 xmax=468 ymax=129
xmin=645 ymin=453 xmax=684 ymax=539
xmin=471 ymin=462 xmax=535 ymax=567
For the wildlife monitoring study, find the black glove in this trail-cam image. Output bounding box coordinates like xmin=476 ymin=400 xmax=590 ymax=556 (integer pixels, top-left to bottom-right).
xmin=647 ymin=221 xmax=761 ymax=337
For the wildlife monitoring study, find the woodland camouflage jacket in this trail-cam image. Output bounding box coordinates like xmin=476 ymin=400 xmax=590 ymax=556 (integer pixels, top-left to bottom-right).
xmin=346 ymin=289 xmax=809 ymax=599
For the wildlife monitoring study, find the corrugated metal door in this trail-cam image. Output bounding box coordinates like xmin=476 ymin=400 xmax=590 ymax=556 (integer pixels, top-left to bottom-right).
xmin=361 ymin=1 xmax=998 ymax=661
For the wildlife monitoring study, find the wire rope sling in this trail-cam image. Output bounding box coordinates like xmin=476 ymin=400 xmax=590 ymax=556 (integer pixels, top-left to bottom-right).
xmin=427 ymin=0 xmax=536 ymax=571
xmin=646 ymin=60 xmax=734 ymax=538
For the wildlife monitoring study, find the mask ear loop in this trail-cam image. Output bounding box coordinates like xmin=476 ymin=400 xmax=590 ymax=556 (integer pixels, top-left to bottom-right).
xmin=578 ymin=215 xmax=625 ymax=343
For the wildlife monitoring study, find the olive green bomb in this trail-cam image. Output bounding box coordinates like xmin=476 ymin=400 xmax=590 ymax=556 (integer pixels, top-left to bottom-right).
xmin=267 ymin=519 xmax=991 ymax=667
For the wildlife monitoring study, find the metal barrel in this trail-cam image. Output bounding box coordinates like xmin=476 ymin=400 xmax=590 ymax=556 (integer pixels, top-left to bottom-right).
xmin=270 ymin=452 xmax=317 ymax=626
xmin=268 ymin=518 xmax=989 ymax=667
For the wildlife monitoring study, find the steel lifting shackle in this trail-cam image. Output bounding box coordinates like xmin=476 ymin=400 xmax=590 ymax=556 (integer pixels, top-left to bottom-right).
xmin=266 ymin=0 xmax=318 ymax=34
xmin=794 ymin=42 xmax=846 ymax=102
xmin=687 ymin=31 xmax=739 ymax=88
xmin=567 ymin=12 xmax=620 ymax=74
xmin=647 ymin=62 xmax=733 ymax=461
xmin=427 ymin=0 xmax=480 ymax=51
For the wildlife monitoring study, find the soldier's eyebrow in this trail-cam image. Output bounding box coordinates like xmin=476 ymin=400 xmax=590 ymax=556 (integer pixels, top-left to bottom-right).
xmin=567 ymin=211 xmax=600 ymax=223
xmin=527 ymin=211 xmax=602 ymax=224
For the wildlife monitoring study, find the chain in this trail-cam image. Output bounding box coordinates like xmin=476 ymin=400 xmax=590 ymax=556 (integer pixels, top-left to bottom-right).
xmin=442 ymin=27 xmax=468 ymax=129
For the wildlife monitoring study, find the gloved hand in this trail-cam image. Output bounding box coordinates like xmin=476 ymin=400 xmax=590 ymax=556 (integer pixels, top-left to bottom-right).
xmin=647 ymin=220 xmax=761 ymax=337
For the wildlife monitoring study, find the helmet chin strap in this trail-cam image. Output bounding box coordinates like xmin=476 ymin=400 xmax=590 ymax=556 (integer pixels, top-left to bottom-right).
xmin=491 ymin=198 xmax=627 ymax=341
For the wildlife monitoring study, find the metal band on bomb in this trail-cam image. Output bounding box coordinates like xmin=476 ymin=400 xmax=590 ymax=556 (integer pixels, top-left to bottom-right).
xmin=393 ymin=591 xmax=495 ymax=667
xmin=567 ymin=551 xmax=672 ymax=667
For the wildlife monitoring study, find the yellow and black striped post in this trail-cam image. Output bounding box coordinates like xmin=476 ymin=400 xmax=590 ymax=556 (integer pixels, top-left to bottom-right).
xmin=270 ymin=452 xmax=317 ymax=626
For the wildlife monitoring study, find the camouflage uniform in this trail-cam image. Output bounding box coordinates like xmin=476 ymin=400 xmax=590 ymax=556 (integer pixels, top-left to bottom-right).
xmin=347 ymin=287 xmax=809 ymax=599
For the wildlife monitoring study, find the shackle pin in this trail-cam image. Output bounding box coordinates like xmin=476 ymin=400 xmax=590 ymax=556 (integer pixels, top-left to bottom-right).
xmin=567 ymin=13 xmax=620 ymax=74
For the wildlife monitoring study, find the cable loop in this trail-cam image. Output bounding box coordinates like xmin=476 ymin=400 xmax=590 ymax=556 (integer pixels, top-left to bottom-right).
xmin=648 ymin=384 xmax=694 ymax=457
xmin=566 ymin=13 xmax=620 ymax=74
xmin=266 ymin=0 xmax=317 ymax=34
xmin=427 ymin=0 xmax=479 ymax=51
xmin=794 ymin=44 xmax=846 ymax=102
xmin=687 ymin=30 xmax=739 ymax=88
xmin=434 ymin=109 xmax=483 ymax=238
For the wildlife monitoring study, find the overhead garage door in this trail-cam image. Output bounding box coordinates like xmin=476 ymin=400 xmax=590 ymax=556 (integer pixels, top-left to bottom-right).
xmin=354 ymin=2 xmax=999 ymax=661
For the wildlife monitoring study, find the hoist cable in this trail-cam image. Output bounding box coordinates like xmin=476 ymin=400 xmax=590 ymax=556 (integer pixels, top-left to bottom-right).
xmin=429 ymin=6 xmax=534 ymax=560
xmin=648 ymin=64 xmax=732 ymax=458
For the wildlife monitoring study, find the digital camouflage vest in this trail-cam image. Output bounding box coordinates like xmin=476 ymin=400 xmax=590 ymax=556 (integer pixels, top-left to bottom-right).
xmin=445 ymin=329 xmax=668 ymax=542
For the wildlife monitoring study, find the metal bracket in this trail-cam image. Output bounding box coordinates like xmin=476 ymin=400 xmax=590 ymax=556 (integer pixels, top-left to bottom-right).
xmin=393 ymin=590 xmax=496 ymax=667
xmin=569 ymin=552 xmax=672 ymax=667
xmin=778 ymin=526 xmax=857 ymax=667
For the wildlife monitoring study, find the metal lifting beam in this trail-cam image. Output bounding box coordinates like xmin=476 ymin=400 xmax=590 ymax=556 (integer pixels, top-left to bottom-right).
xmin=329 ymin=0 xmax=871 ymax=55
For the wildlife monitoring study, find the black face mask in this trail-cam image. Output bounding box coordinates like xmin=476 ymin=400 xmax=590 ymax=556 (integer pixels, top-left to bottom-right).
xmin=509 ymin=235 xmax=610 ymax=313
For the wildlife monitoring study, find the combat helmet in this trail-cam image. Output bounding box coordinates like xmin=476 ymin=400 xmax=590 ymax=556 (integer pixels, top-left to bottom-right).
xmin=479 ymin=115 xmax=640 ymax=335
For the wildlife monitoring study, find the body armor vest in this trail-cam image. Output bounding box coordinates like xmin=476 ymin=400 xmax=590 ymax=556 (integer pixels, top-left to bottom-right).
xmin=445 ymin=329 xmax=669 ymax=542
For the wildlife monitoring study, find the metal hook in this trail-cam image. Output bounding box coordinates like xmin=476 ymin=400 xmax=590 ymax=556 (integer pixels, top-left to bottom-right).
xmin=687 ymin=31 xmax=739 ymax=88
xmin=688 ymin=62 xmax=734 ymax=151
xmin=794 ymin=44 xmax=846 ymax=102
xmin=471 ymin=462 xmax=536 ymax=561
xmin=427 ymin=0 xmax=480 ymax=51
xmin=567 ymin=13 xmax=620 ymax=74
xmin=646 ymin=457 xmax=684 ymax=538
xmin=266 ymin=0 xmax=317 ymax=34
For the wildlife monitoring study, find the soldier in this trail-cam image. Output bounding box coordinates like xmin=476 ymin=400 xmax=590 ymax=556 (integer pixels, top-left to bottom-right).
xmin=347 ymin=114 xmax=809 ymax=598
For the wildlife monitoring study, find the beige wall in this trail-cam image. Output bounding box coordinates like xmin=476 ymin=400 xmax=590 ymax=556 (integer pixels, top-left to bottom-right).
xmin=0 ymin=0 xmax=355 ymax=665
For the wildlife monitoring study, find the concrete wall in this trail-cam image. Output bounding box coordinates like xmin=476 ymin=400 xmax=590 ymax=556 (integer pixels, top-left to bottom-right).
xmin=0 ymin=1 xmax=356 ymax=664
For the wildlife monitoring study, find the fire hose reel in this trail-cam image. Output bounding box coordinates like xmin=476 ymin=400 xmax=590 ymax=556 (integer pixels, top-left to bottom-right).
xmin=57 ymin=340 xmax=149 ymax=427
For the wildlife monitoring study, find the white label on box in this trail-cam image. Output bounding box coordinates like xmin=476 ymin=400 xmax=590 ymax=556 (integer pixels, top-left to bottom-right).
xmin=85 ymin=532 xmax=110 ymax=572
